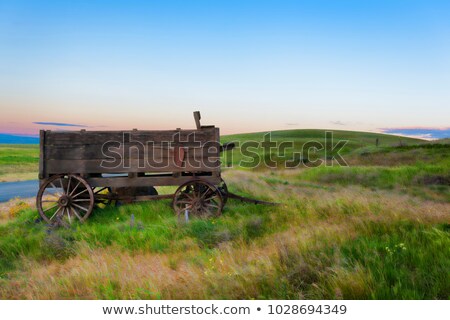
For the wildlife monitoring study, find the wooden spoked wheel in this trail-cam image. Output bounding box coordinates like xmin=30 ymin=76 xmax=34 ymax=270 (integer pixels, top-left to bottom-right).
xmin=173 ymin=180 xmax=223 ymax=222
xmin=36 ymin=174 xmax=95 ymax=224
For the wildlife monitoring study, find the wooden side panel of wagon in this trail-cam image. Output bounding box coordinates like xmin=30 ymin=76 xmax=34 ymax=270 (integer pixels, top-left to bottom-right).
xmin=39 ymin=127 xmax=222 ymax=187
xmin=36 ymin=112 xmax=245 ymax=225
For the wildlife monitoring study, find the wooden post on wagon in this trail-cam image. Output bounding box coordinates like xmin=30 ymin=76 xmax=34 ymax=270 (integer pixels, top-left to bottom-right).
xmin=193 ymin=111 xmax=201 ymax=129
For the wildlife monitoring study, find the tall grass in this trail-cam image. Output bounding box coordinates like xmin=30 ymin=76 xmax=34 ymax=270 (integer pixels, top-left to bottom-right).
xmin=0 ymin=168 xmax=448 ymax=299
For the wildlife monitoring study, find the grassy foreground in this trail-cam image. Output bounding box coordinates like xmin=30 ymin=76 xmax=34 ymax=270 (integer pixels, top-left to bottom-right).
xmin=0 ymin=130 xmax=448 ymax=299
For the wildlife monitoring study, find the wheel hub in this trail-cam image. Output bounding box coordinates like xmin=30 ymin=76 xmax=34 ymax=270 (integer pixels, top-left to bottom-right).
xmin=58 ymin=195 xmax=70 ymax=207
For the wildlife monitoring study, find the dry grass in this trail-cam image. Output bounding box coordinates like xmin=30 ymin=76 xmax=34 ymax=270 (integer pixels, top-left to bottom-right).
xmin=0 ymin=170 xmax=448 ymax=299
xmin=0 ymin=172 xmax=38 ymax=183
xmin=0 ymin=197 xmax=34 ymax=224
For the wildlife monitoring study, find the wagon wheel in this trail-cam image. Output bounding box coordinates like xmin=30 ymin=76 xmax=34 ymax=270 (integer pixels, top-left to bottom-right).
xmin=173 ymin=180 xmax=223 ymax=222
xmin=217 ymin=179 xmax=228 ymax=205
xmin=92 ymin=187 xmax=114 ymax=208
xmin=36 ymin=174 xmax=95 ymax=224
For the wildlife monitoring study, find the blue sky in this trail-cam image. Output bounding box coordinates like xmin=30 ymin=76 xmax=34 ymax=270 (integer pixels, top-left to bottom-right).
xmin=0 ymin=0 xmax=449 ymax=136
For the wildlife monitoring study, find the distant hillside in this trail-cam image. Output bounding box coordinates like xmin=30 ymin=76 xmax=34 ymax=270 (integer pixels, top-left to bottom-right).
xmin=0 ymin=133 xmax=39 ymax=144
xmin=223 ymin=129 xmax=425 ymax=146
xmin=221 ymin=129 xmax=426 ymax=168
xmin=222 ymin=128 xmax=425 ymax=154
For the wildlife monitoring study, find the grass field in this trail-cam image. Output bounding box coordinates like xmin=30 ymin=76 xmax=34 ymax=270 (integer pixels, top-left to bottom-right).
xmin=0 ymin=130 xmax=448 ymax=299
xmin=0 ymin=144 xmax=38 ymax=182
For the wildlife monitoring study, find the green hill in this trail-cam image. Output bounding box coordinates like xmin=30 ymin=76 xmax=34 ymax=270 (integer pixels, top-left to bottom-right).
xmin=221 ymin=129 xmax=425 ymax=169
xmin=223 ymin=129 xmax=424 ymax=146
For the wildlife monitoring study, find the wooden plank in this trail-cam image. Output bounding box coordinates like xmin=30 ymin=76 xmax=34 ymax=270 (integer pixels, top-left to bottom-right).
xmin=44 ymin=144 xmax=220 ymax=160
xmin=38 ymin=130 xmax=46 ymax=179
xmin=45 ymin=158 xmax=221 ymax=174
xmin=87 ymin=175 xmax=221 ymax=187
xmin=193 ymin=111 xmax=201 ymax=129
xmin=215 ymin=127 xmax=220 ymax=145
xmin=45 ymin=128 xmax=218 ymax=145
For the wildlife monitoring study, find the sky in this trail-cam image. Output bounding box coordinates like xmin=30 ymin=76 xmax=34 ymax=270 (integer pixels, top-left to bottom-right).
xmin=0 ymin=0 xmax=449 ymax=137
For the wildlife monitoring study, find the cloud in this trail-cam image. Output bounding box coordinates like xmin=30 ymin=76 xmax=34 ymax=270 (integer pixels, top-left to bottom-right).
xmin=285 ymin=123 xmax=299 ymax=126
xmin=33 ymin=122 xmax=88 ymax=128
xmin=330 ymin=121 xmax=346 ymax=126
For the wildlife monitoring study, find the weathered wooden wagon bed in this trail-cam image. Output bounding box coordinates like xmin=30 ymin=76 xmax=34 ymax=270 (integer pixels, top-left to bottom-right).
xmin=36 ymin=112 xmax=267 ymax=225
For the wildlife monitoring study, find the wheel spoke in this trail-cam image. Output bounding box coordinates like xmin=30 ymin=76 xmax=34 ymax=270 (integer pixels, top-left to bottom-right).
xmin=49 ymin=182 xmax=63 ymax=197
xmin=205 ymin=201 xmax=219 ymax=208
xmin=175 ymin=199 xmax=192 ymax=204
xmin=204 ymin=194 xmax=219 ymax=201
xmin=176 ymin=201 xmax=193 ymax=208
xmin=200 ymin=187 xmax=211 ymax=199
xmin=183 ymin=192 xmax=195 ymax=201
xmin=70 ymin=206 xmax=83 ymax=221
xmin=59 ymin=178 xmax=65 ymax=195
xmin=49 ymin=206 xmax=62 ymax=221
xmin=72 ymin=199 xmax=92 ymax=202
xmin=43 ymin=203 xmax=59 ymax=212
xmin=45 ymin=195 xmax=60 ymax=203
xmin=66 ymin=175 xmax=72 ymax=196
xmin=72 ymin=202 xmax=89 ymax=212
xmin=72 ymin=188 xmax=88 ymax=199
xmin=66 ymin=207 xmax=71 ymax=223
xmin=176 ymin=204 xmax=193 ymax=213
xmin=68 ymin=181 xmax=81 ymax=197
xmin=176 ymin=202 xmax=192 ymax=207
xmin=210 ymin=199 xmax=221 ymax=208
xmin=42 ymin=189 xmax=58 ymax=196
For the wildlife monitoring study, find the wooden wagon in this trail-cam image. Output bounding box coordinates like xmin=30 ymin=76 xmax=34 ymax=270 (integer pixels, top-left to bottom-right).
xmin=36 ymin=112 xmax=235 ymax=224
